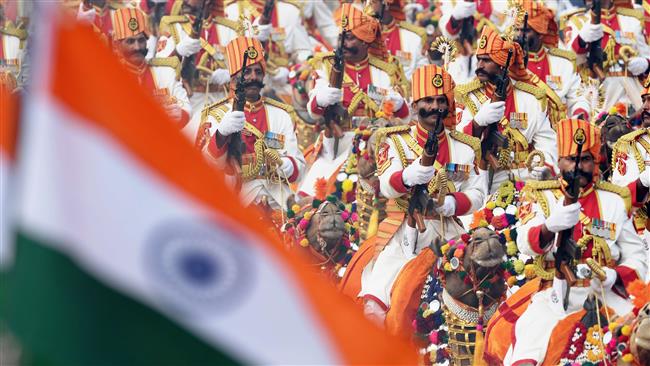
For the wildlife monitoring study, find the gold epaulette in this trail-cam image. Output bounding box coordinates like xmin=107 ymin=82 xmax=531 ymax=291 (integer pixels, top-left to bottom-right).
xmin=263 ymin=97 xmax=305 ymax=126
xmin=612 ymin=128 xmax=650 ymax=174
xmin=514 ymin=81 xmax=547 ymax=102
xmin=159 ymin=15 xmax=188 ymax=42
xmin=617 ymin=7 xmax=644 ymax=22
xmin=521 ymin=180 xmax=562 ymax=217
xmin=202 ymin=97 xmax=231 ymax=123
xmin=548 ymin=47 xmax=577 ymax=69
xmin=455 ymin=78 xmax=483 ymax=98
xmin=309 ymin=52 xmax=335 ymax=69
xmin=449 ymin=130 xmax=482 ymax=163
xmin=455 ymin=78 xmax=483 ymax=114
xmin=160 ymin=15 xmax=189 ymax=24
xmin=399 ymin=21 xmax=427 ymax=45
xmin=369 ymin=55 xmax=398 ymax=75
xmin=373 ymin=125 xmax=411 ymax=154
xmin=213 ymin=16 xmax=239 ymax=31
xmin=149 ymin=56 xmax=181 ymax=77
xmin=0 ymin=21 xmax=28 ymax=40
xmin=595 ymin=181 xmax=632 ymax=214
xmin=560 ymin=8 xmax=586 ymax=29
xmin=525 ymin=179 xmax=562 ymax=191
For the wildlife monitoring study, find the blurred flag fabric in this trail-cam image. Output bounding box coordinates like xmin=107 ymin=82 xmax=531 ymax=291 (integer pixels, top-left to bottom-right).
xmin=3 ymin=8 xmax=416 ymax=366
xmin=0 ymin=79 xmax=19 ymax=269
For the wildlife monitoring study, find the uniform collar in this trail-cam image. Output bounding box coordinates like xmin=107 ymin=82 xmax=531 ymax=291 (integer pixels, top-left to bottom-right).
xmin=415 ymin=122 xmax=446 ymax=148
xmin=345 ymin=56 xmax=370 ymax=71
xmin=527 ymin=47 xmax=547 ymax=63
xmin=244 ymin=98 xmax=264 ymax=113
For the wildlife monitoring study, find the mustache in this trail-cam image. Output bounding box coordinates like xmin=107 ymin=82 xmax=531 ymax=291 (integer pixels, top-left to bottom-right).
xmin=343 ymin=46 xmax=359 ymax=54
xmin=418 ymin=108 xmax=447 ymax=119
xmin=562 ymin=168 xmax=593 ymax=183
xmin=130 ymin=48 xmax=147 ymax=58
xmin=475 ymin=68 xmax=499 ymax=83
xmin=243 ymin=80 xmax=265 ymax=89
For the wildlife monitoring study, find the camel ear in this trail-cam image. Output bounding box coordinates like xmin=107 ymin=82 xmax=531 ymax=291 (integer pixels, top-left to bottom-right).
xmin=429 ymin=235 xmax=444 ymax=257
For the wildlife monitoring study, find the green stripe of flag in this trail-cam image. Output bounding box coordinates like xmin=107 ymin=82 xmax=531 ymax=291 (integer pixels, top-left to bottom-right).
xmin=5 ymin=232 xmax=242 ymax=366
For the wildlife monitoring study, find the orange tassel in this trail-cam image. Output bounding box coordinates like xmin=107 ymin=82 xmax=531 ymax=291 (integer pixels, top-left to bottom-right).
xmin=382 ymin=100 xmax=394 ymax=118
xmin=627 ymin=279 xmax=650 ymax=311
xmin=314 ymin=177 xmax=328 ymax=201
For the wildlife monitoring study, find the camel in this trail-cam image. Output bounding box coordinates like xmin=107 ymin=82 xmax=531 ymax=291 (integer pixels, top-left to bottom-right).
xmin=383 ymin=228 xmax=508 ymax=365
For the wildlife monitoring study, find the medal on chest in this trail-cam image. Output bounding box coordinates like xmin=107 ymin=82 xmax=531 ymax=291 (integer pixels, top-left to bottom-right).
xmin=444 ymin=163 xmax=471 ymax=181
xmin=586 ymin=217 xmax=617 ymax=240
xmin=509 ymin=112 xmax=528 ymax=130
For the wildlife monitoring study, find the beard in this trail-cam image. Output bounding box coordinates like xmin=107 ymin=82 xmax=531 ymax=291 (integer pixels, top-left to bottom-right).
xmin=562 ymin=167 xmax=593 ymax=186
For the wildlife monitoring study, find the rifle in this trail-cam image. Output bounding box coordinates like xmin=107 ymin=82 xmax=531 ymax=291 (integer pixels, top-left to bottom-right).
xmin=228 ymin=52 xmax=249 ymax=166
xmin=518 ymin=12 xmax=529 ymax=68
xmin=179 ymin=0 xmax=209 ymax=95
xmin=259 ymin=0 xmax=275 ymax=25
xmin=407 ymin=114 xmax=442 ymax=233
xmin=322 ymin=30 xmax=346 ymax=157
xmin=554 ymin=127 xmax=586 ymax=311
xmin=481 ymin=49 xmax=512 ymax=188
xmin=587 ymin=0 xmax=605 ymax=80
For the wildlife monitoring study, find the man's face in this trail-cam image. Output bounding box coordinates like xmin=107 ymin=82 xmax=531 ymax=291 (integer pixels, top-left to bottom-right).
xmin=518 ymin=26 xmax=542 ymax=52
xmin=412 ymin=95 xmax=448 ymax=131
xmin=234 ymin=62 xmax=265 ymax=100
xmin=558 ymin=151 xmax=596 ymax=188
xmin=476 ymin=55 xmax=502 ymax=83
xmin=181 ymin=0 xmax=203 ymax=17
xmin=116 ymin=32 xmax=148 ymax=65
xmin=342 ymin=32 xmax=369 ymax=61
xmin=642 ymin=94 xmax=650 ymax=127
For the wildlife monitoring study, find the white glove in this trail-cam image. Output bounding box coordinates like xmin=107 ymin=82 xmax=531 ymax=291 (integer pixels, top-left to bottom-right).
xmin=256 ymin=23 xmax=272 ymax=42
xmin=435 ymin=195 xmax=457 ymax=217
xmin=77 ymin=2 xmax=96 ymax=23
xmin=216 ymin=110 xmax=245 ymax=136
xmin=164 ymin=104 xmax=182 ymax=121
xmin=271 ymin=67 xmax=290 ymax=83
xmin=210 ymin=68 xmax=231 ymax=85
xmin=474 ymin=101 xmax=505 ymax=127
xmin=315 ymin=86 xmax=342 ymax=108
xmin=578 ymin=23 xmax=604 ymax=43
xmin=386 ymin=90 xmax=405 ymax=111
xmin=640 ymin=167 xmax=650 ymax=188
xmin=544 ymin=201 xmax=581 ymax=233
xmin=404 ymin=2 xmax=424 ymax=15
xmin=402 ymin=157 xmax=436 ymax=187
xmin=176 ymin=37 xmax=201 ymax=57
xmin=277 ymin=157 xmax=294 ymax=177
xmin=451 ymin=1 xmax=477 ymax=20
xmin=627 ymin=57 xmax=649 ymax=76
xmin=590 ymin=267 xmax=617 ymax=291
xmin=402 ymin=224 xmax=418 ymax=258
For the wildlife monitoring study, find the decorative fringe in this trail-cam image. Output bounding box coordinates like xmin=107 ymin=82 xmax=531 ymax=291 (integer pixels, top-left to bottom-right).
xmin=314 ymin=177 xmax=328 ymax=201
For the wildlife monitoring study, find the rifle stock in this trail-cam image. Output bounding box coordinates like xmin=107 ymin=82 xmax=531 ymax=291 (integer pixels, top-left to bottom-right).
xmin=553 ymin=131 xmax=586 ymax=310
xmin=228 ymin=53 xmax=249 ymax=166
xmin=179 ymin=0 xmax=209 ymax=93
xmin=322 ymin=31 xmax=346 ymax=155
xmin=481 ymin=49 xmax=512 ymax=183
xmin=588 ymin=0 xmax=605 ymax=80
xmin=259 ymin=0 xmax=275 ymax=25
xmin=408 ymin=114 xmax=441 ymax=233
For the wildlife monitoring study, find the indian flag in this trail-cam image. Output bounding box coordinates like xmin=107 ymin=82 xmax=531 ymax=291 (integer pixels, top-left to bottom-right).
xmin=0 ymin=77 xmax=19 ymax=269
xmin=3 ymin=8 xmax=416 ymax=365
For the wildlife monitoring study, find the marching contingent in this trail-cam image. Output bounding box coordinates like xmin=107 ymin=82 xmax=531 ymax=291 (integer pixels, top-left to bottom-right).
xmin=3 ymin=0 xmax=650 ymax=365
